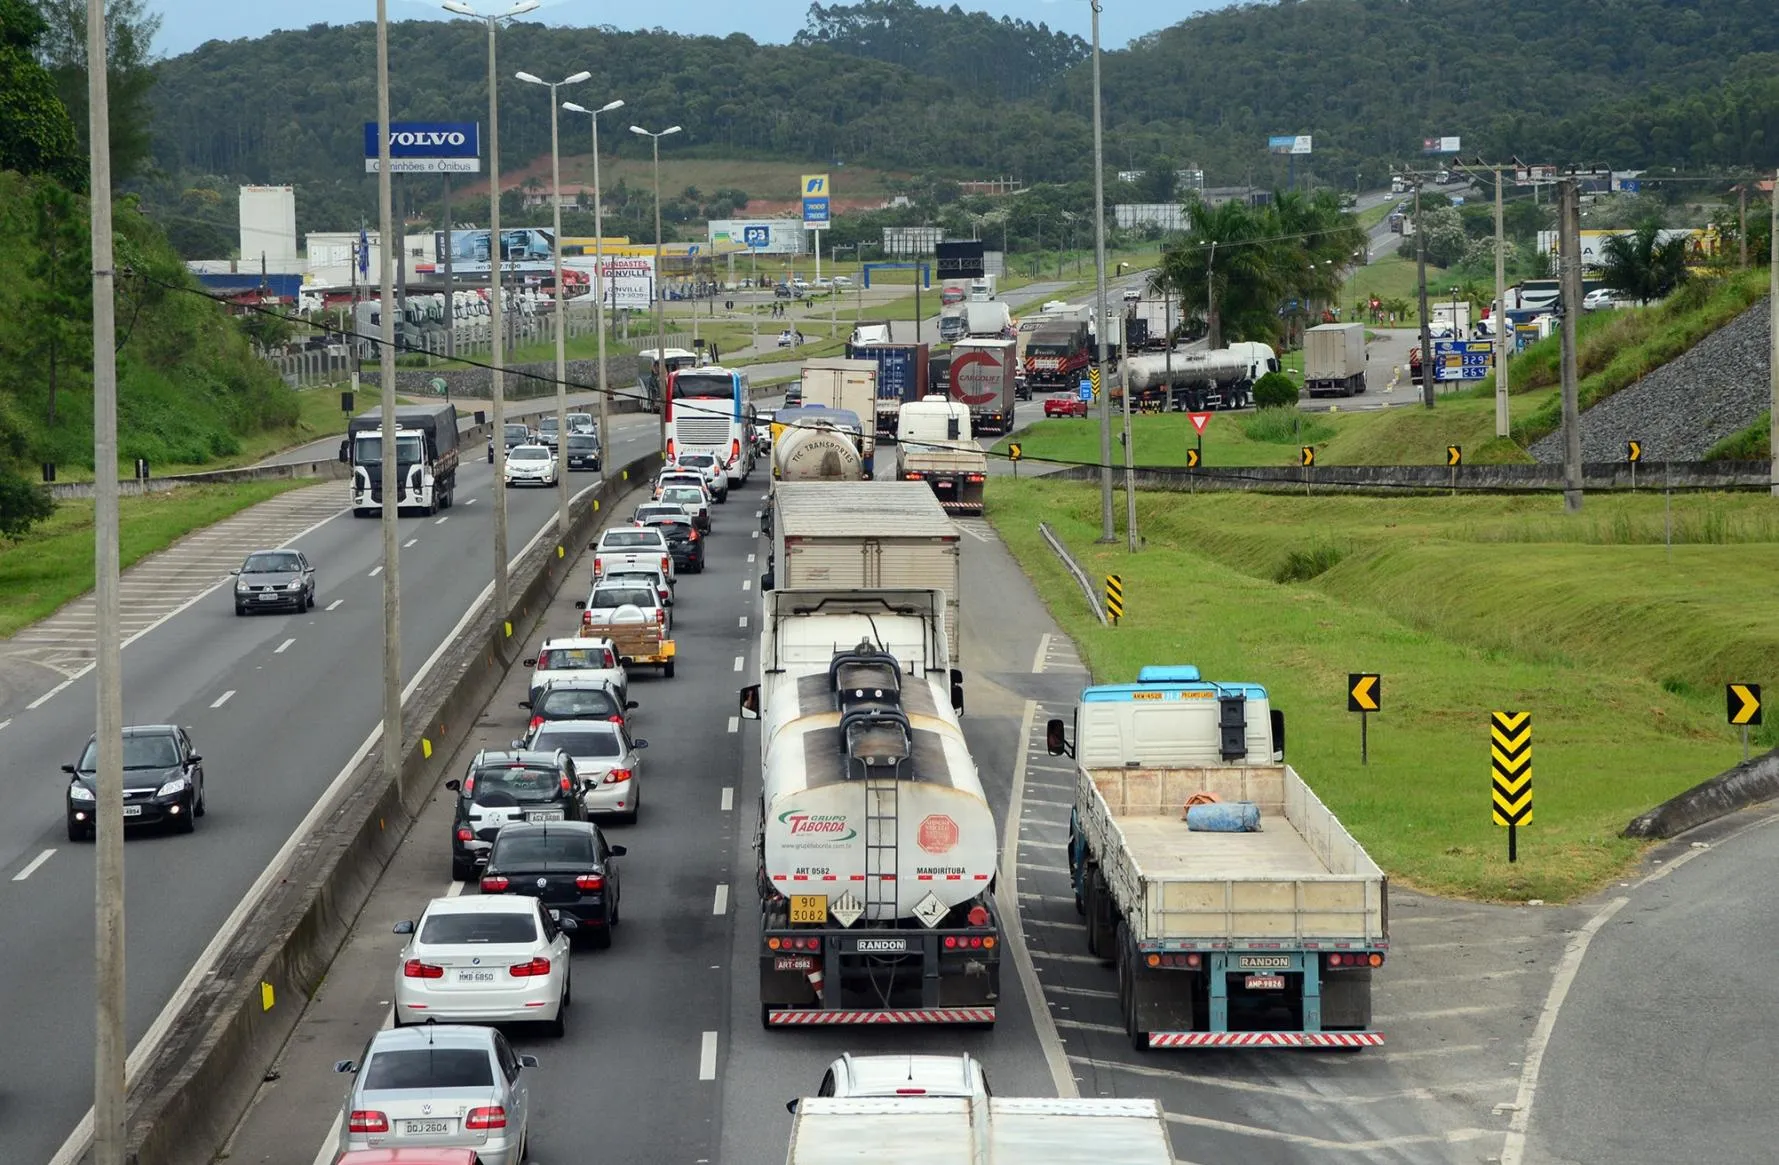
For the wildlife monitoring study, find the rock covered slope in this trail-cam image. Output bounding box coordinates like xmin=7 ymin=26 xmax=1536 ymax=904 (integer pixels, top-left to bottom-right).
xmin=1531 ymin=298 xmax=1771 ymax=463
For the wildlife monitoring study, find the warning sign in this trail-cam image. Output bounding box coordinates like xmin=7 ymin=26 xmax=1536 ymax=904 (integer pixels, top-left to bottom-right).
xmin=917 ymin=814 xmax=959 ymax=854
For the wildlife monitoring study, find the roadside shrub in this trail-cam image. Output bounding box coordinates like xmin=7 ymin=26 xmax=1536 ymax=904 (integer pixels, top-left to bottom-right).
xmin=1273 ymin=543 xmax=1345 ymax=583
xmin=1252 ymin=371 xmax=1298 ymax=409
xmin=1239 ymin=406 xmax=1334 ymax=445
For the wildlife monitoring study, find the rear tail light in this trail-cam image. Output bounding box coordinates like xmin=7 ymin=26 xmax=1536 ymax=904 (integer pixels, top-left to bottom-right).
xmin=480 ymin=876 xmax=510 ymax=892
xmin=608 ymin=714 xmax=625 ymax=725
xmin=465 ymin=1106 xmax=508 ymax=1130
xmin=894 ymin=1087 xmax=927 ymax=1095
xmin=655 ymin=608 xmax=666 ymax=626
xmin=509 ymin=957 xmax=552 ymax=978
xmin=966 ymin=473 xmax=986 ymax=482
xmin=576 ymin=873 xmax=606 ymax=891
xmin=602 ymin=768 xmax=632 ymax=785
xmin=529 ymin=715 xmax=545 ymax=732
xmin=730 ymin=438 xmax=741 ymax=464
xmin=767 ymin=936 xmax=822 ymax=951
xmin=688 ymin=530 xmax=700 ymax=541
xmin=661 ymin=555 xmax=670 ymax=571
xmin=349 ymin=1110 xmax=390 ymax=1134
xmin=402 ymin=960 xmax=444 ymax=979
xmin=1328 ymin=952 xmax=1386 ymax=969
xmin=560 ymin=774 xmax=573 ymax=792
xmin=456 ymin=826 xmax=474 ymax=843
xmin=665 ymin=438 xmax=676 ymax=458
xmin=581 ymin=611 xmax=592 ymax=630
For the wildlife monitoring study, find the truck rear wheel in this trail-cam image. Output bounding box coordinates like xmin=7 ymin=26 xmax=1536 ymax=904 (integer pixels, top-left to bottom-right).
xmin=1116 ymin=924 xmax=1149 ymax=1052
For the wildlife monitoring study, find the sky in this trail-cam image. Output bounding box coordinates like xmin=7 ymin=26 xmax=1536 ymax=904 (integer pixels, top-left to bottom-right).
xmin=150 ymin=0 xmax=1211 ymax=57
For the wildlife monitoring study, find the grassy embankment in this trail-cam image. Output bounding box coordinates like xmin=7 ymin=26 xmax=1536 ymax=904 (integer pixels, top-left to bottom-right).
xmin=988 ymin=480 xmax=1779 ymax=902
xmin=0 ymin=480 xmax=311 ymax=638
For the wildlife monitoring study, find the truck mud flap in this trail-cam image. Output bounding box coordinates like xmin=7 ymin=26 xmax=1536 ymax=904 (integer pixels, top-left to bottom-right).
xmin=766 ymin=1007 xmax=996 ymax=1026
xmin=1144 ymin=1031 xmax=1383 ymax=1049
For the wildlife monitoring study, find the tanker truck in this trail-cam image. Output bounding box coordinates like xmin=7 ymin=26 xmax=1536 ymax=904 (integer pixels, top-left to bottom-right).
xmin=739 ymin=588 xmax=999 ymax=1028
xmin=1123 ymin=344 xmax=1275 ymax=412
xmin=771 ymin=407 xmax=868 ymax=482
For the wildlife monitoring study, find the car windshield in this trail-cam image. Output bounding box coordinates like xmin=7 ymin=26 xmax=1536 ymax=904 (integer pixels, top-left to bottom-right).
xmin=353 ymin=434 xmax=425 ymax=464
xmin=492 ymin=831 xmax=596 ymax=867
xmin=79 ymin=734 xmax=179 ymax=772
xmin=538 ymin=418 xmax=558 ymax=433
xmin=568 ymin=415 xmax=593 ymax=429
xmin=362 ymin=1048 xmax=493 ymax=1091
xmin=601 ymin=530 xmax=659 ymax=549
xmin=469 ymin=764 xmax=563 ymax=803
xmin=242 ymin=552 xmax=300 ymax=573
xmin=661 ymin=488 xmax=703 ymax=506
xmin=504 ymin=425 xmax=529 ymax=439
xmin=417 ymin=910 xmax=539 ymax=945
xmin=635 ymin=506 xmax=681 ymax=522
xmin=536 ymin=645 xmax=617 ymax=670
xmin=531 ymin=729 xmax=621 ymax=758
xmin=646 ymin=521 xmax=693 ymax=542
xmin=538 ymin=688 xmax=620 ymax=718
xmin=590 ymin=588 xmax=656 ymax=609
xmin=511 ymin=447 xmax=547 ymax=461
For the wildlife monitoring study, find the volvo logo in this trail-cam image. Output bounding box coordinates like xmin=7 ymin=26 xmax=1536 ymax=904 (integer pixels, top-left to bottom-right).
xmin=388 ymin=131 xmax=468 ymax=146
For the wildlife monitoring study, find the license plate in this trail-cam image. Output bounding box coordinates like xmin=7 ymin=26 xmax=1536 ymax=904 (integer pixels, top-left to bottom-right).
xmin=399 ymin=1119 xmax=455 ymax=1136
xmin=258 ymin=593 xmax=277 ymax=601
xmin=1244 ymin=975 xmax=1286 ymax=990
xmin=774 ymin=955 xmax=816 ymax=972
xmin=788 ymin=894 xmax=827 ymax=924
xmin=455 ymin=969 xmax=497 ymax=984
xmin=122 ymin=805 xmax=143 ymax=817
xmin=526 ymin=810 xmax=564 ymax=823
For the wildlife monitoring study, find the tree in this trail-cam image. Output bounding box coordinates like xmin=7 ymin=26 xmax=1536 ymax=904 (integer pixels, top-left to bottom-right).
xmin=1135 ymin=155 xmax=1177 ymax=204
xmin=24 ymin=178 xmax=91 ymax=424
xmin=33 ymin=0 xmax=160 ymax=184
xmin=1252 ymin=372 xmax=1298 ymax=408
xmin=1150 ymin=199 xmax=1292 ymax=347
xmin=0 ymin=0 xmax=83 ymax=186
xmin=1597 ymin=222 xmax=1692 ymax=304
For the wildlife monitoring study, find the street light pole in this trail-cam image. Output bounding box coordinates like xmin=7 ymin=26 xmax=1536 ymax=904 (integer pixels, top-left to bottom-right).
xmin=563 ymin=99 xmax=625 ymax=480
xmin=375 ymin=0 xmax=403 ymax=831
xmin=443 ymin=0 xmax=537 ymax=634
xmin=1089 ymin=0 xmax=1116 ymax=543
xmin=517 ymin=69 xmax=589 ymax=538
xmin=632 ymin=123 xmax=682 ymax=458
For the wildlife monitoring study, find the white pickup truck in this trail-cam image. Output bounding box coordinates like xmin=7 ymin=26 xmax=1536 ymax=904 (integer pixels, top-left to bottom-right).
xmin=592 ymin=527 xmax=675 ymax=584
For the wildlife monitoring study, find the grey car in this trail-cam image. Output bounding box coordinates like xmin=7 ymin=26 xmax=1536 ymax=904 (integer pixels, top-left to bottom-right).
xmin=333 ymin=1024 xmax=535 ymax=1165
xmin=232 ymin=549 xmax=314 ymax=614
xmin=489 ymin=422 xmax=531 ymax=463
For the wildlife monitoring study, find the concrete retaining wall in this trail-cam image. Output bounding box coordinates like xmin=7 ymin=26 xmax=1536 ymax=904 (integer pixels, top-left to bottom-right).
xmin=117 ymin=452 xmax=662 ymax=1165
xmin=1040 ymin=459 xmax=1771 ymax=495
xmin=1622 ymin=748 xmax=1779 ymax=839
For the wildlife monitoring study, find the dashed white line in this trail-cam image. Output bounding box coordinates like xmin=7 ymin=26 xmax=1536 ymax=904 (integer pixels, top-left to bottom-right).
xmin=368 ymin=566 xmax=383 ymax=577
xmin=721 ymin=787 xmax=734 ymax=812
xmin=1027 ymin=949 xmax=1102 ymax=965
xmin=738 ymin=616 xmax=748 ymax=629
xmin=698 ymin=1031 xmax=718 ymax=1081
xmin=741 ymin=579 xmax=751 ymax=591
xmin=746 ymin=553 xmax=755 ymax=563
xmin=325 ymin=599 xmax=343 ymax=611
xmin=12 ymin=849 xmax=55 ymax=882
xmin=210 ymin=690 xmax=236 ymax=709
xmin=727 ymin=716 xmax=739 ymax=734
xmin=750 ymin=530 xmax=758 ymax=539
xmin=0 ymin=719 xmax=10 ymax=733
xmin=402 ymin=538 xmax=418 ymax=549
xmin=713 ymin=883 xmax=729 ymax=916
xmin=464 ymin=497 xmax=477 ymax=505
xmin=434 ymin=515 xmax=450 ymax=525
xmin=274 ymin=638 xmax=295 ymax=654
xmin=732 ymin=655 xmax=744 ymax=672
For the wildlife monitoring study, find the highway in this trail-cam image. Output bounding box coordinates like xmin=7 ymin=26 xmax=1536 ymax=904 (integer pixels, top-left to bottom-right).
xmin=0 ymin=414 xmax=665 ymax=1165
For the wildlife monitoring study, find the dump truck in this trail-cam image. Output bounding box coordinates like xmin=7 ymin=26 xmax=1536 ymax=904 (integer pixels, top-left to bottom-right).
xmin=1303 ymin=322 xmax=1367 ymax=398
xmin=783 ymin=1097 xmax=1173 ymax=1165
xmin=343 ymin=402 xmax=460 ymax=516
xmin=948 ymin=338 xmax=1017 ymax=436
xmin=739 ymin=587 xmax=999 ymax=1028
xmin=895 ymin=396 xmax=986 ymax=516
xmin=1047 ymin=664 xmax=1389 ymax=1050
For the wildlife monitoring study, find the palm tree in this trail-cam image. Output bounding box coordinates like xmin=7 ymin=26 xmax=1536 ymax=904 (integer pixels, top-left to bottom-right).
xmin=1149 ymin=199 xmax=1293 ymax=347
xmin=1597 ymin=222 xmax=1690 ymax=305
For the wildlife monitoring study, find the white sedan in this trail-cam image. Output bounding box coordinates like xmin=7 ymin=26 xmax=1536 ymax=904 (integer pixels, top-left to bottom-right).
xmin=504 ymin=443 xmax=558 ymax=487
xmin=391 ymin=895 xmax=575 ymax=1036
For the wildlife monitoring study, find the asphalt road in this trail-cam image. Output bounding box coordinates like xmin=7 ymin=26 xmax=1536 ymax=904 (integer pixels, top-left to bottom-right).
xmin=0 ymin=416 xmax=664 ymax=1165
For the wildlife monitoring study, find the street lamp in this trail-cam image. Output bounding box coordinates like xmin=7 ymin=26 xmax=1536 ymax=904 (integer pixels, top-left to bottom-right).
xmin=442 ymin=0 xmax=537 ymax=634
xmin=631 ymin=123 xmax=681 ymax=458
xmin=516 ymin=68 xmax=589 ymax=537
xmin=562 ymin=98 xmax=625 ymax=480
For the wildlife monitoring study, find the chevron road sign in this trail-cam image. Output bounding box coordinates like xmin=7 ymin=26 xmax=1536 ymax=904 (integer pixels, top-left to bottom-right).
xmin=1491 ymin=711 xmax=1532 ymax=862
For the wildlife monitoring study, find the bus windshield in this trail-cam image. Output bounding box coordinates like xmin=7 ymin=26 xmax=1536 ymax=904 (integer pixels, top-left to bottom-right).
xmin=671 ymin=372 xmax=738 ymax=400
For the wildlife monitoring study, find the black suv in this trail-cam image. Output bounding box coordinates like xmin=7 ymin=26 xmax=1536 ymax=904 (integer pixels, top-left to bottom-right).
xmin=445 ymin=748 xmax=585 ymax=881
xmin=641 ymin=515 xmax=704 ymax=573
xmin=65 ymin=724 xmax=207 ymax=840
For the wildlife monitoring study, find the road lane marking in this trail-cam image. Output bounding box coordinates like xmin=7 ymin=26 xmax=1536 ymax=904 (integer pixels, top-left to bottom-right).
xmin=699 ymin=1031 xmax=718 ymax=1081
xmin=274 ymin=639 xmax=295 ymax=654
xmin=325 ymin=600 xmax=343 ymax=611
xmin=732 ymin=655 xmax=744 ymax=672
xmin=464 ymin=497 xmax=477 ymax=504
xmin=210 ymin=690 xmax=236 ymax=709
xmin=746 ymin=553 xmax=755 ymax=563
xmin=738 ymin=616 xmax=747 ymax=628
xmin=12 ymin=849 xmax=55 ymax=882
xmin=1163 ymin=1110 xmax=1495 ymax=1152
xmin=402 ymin=538 xmax=418 ymax=549
xmin=0 ymin=719 xmax=10 ymax=732
xmin=713 ymin=884 xmax=728 ymax=915
xmin=1027 ymin=949 xmax=1101 ymax=965
xmin=751 ymin=530 xmax=758 ymax=539
xmin=727 ymin=716 xmax=739 ymax=734
xmin=741 ymin=579 xmax=750 ymax=590
xmin=434 ymin=515 xmax=449 ymax=525
xmin=368 ymin=566 xmax=383 ymax=577
xmin=1046 ymin=985 xmax=1117 ymax=1000
xmin=1053 ymin=1018 xmax=1123 ymax=1035
xmin=1031 ymin=632 xmax=1052 ymax=673
xmin=721 ymin=787 xmax=734 ymax=812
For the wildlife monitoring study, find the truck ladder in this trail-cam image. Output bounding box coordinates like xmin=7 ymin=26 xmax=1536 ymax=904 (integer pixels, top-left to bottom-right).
xmin=863 ymin=774 xmax=901 ymax=922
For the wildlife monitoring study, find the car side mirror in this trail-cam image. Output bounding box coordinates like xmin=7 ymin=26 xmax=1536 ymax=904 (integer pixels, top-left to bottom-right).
xmin=786 ymin=1099 xmax=800 ymax=1115
xmin=229 ymin=568 xmax=240 ymax=575
xmin=574 ymin=600 xmax=586 ymax=610
xmin=338 ymin=440 xmax=350 ymax=463
xmin=519 ymin=1054 xmax=539 ymax=1069
xmin=609 ymin=844 xmax=628 ymax=857
xmin=632 ymin=739 xmax=648 ymax=749
xmin=581 ymin=778 xmax=596 ymax=793
xmin=625 ymin=701 xmax=639 ymax=711
xmin=739 ymin=684 xmax=761 ymax=720
xmin=335 ymin=1060 xmax=358 ymax=1074
xmin=392 ymin=920 xmax=415 ymax=935
xmin=523 ymin=658 xmax=537 ymax=667
xmin=518 ymin=700 xmax=532 ymax=710
xmin=187 ymin=755 xmax=202 ymax=766
xmin=589 ymin=539 xmax=599 ymax=549
xmin=760 ymin=571 xmax=774 ymax=591
xmin=444 ymin=779 xmax=461 ymax=791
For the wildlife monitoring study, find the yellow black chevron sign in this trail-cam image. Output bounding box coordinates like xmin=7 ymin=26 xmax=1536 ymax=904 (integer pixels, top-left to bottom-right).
xmin=1491 ymin=711 xmax=1532 ymax=826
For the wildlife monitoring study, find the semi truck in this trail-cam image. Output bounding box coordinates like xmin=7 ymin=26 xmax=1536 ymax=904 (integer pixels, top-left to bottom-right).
xmin=1022 ymin=321 xmax=1092 ymax=389
xmin=762 ymin=482 xmax=962 ymax=669
xmin=783 ymin=1098 xmax=1173 ymax=1165
xmin=845 ymin=342 xmax=930 ymax=438
xmin=739 ymin=587 xmax=1000 ymax=1028
xmin=343 ymin=402 xmax=460 ymax=517
xmin=948 ymin=338 xmax=1017 ymax=436
xmin=1046 ymin=665 xmax=1389 ymax=1050
xmin=896 ymin=396 xmax=987 ymax=516
xmin=799 ymin=358 xmax=879 ymax=471
xmin=771 ymin=409 xmax=869 ymax=482
xmin=1303 ymin=322 xmax=1367 ymax=398
xmin=962 ymin=300 xmax=1014 ymax=340
xmin=1123 ymin=346 xmax=1267 ymax=412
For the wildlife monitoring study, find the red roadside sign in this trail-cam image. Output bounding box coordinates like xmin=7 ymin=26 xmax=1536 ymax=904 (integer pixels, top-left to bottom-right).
xmin=1188 ymin=412 xmax=1212 ymax=436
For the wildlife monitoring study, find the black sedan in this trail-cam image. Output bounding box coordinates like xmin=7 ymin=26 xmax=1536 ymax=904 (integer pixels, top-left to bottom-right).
xmin=478 ymin=821 xmax=625 ymax=948
xmin=231 ymin=549 xmax=315 ymax=614
xmin=564 ymin=433 xmax=601 ymax=471
xmin=65 ymin=724 xmax=207 ymax=840
xmin=641 ymin=515 xmax=704 ymax=573
xmin=489 ymin=422 xmax=532 ymax=463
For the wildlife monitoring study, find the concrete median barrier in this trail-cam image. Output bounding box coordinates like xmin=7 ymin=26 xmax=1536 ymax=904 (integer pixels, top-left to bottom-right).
xmin=115 ymin=451 xmax=662 ymax=1165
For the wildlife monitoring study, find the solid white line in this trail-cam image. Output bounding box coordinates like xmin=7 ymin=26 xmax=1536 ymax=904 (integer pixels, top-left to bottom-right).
xmin=1031 ymin=632 xmax=1052 ymax=674
xmin=465 ymin=497 xmax=477 ymax=505
xmin=738 ymin=616 xmax=747 ymax=628
xmin=713 ymin=883 xmax=729 ymax=915
xmin=210 ymin=690 xmax=236 ymax=709
xmin=1046 ymin=984 xmax=1118 ymax=999
xmin=12 ymin=848 xmax=56 ymax=882
xmin=1053 ymin=1018 xmax=1124 ymax=1035
xmin=721 ymin=787 xmax=734 ymax=812
xmin=325 ymin=599 xmax=343 ymax=611
xmin=1001 ymin=699 xmax=1078 ymax=1098
xmin=741 ymin=579 xmax=751 ymax=591
xmin=368 ymin=566 xmax=383 ymax=577
xmin=27 ymin=679 xmax=75 ymax=710
xmin=274 ymin=638 xmax=295 ymax=655
xmin=0 ymin=719 xmax=11 ymax=732
xmin=732 ymin=655 xmax=744 ymax=672
xmin=699 ymin=1031 xmax=718 ymax=1081
xmin=402 ymin=538 xmax=418 ymax=549
xmin=1163 ymin=1110 xmax=1494 ymax=1152
xmin=434 ymin=515 xmax=450 ymax=525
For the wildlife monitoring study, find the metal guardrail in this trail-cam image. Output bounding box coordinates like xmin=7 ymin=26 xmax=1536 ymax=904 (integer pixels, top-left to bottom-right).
xmin=1039 ymin=521 xmax=1107 ymax=626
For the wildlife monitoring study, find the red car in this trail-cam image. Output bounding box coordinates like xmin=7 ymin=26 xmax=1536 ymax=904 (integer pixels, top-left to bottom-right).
xmin=1044 ymin=396 xmax=1090 ymax=418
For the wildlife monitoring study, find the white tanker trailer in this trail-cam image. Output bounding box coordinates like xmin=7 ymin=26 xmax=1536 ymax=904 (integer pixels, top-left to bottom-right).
xmin=739 ymin=588 xmax=1002 ymax=1028
xmin=1123 ymin=343 xmax=1278 ymax=411
xmin=771 ymin=409 xmax=867 ymax=482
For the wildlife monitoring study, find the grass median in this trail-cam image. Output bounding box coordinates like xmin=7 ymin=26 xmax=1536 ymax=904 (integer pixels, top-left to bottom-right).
xmin=0 ymin=480 xmax=311 ymax=639
xmin=987 ymin=478 xmax=1779 ymax=902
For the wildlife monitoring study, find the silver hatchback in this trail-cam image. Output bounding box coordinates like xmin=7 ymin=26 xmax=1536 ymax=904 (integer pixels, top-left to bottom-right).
xmin=525 ymin=719 xmax=649 ymax=824
xmin=333 ymin=1024 xmax=536 ymax=1165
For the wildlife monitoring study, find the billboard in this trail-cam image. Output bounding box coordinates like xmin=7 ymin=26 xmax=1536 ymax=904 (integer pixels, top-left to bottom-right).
xmin=434 ymin=228 xmax=557 ymax=275
xmin=1536 ymin=228 xmax=1720 ymax=271
xmin=364 ymin=121 xmax=481 ymax=173
xmin=1422 ymin=136 xmax=1462 ymax=155
xmin=563 ymin=254 xmax=655 ymax=310
xmin=883 ymin=226 xmax=943 ymax=257
xmin=239 ymin=185 xmax=297 ymax=268
xmin=1267 ymin=135 xmax=1295 ymax=155
xmin=801 ymin=173 xmax=830 ymax=229
xmin=708 ymin=219 xmax=804 ymax=255
xmin=935 ymin=240 xmax=986 ymax=279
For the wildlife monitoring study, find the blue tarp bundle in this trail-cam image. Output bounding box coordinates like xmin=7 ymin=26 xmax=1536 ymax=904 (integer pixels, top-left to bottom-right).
xmin=1185 ymin=802 xmax=1262 ymax=832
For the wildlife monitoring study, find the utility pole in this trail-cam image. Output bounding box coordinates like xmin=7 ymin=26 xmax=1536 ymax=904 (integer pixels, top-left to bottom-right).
xmin=1769 ymin=168 xmax=1777 ymax=497
xmin=1740 ymin=183 xmax=1750 ymax=269
xmin=87 ymin=0 xmax=126 ymax=1159
xmin=1416 ymin=183 xmax=1435 ymax=409
xmin=1090 ymin=0 xmax=1115 ymax=543
xmin=1205 ymin=240 xmax=1218 ymax=350
xmin=631 ymin=124 xmax=680 ymax=454
xmin=1558 ymin=177 xmax=1584 ymax=513
xmin=1493 ymin=164 xmax=1510 ymax=438
xmin=443 ymin=174 xmax=455 ymax=358
xmin=376 ymin=0 xmax=403 ymax=830
xmin=477 ymin=7 xmax=515 ymax=628
xmin=563 ymin=100 xmax=624 ymax=481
